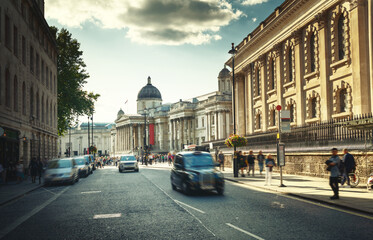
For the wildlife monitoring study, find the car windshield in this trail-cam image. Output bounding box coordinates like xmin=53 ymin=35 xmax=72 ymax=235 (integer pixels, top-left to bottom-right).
xmin=121 ymin=156 xmax=136 ymax=161
xmin=184 ymin=154 xmax=214 ymax=168
xmin=47 ymin=160 xmax=72 ymax=169
xmin=75 ymin=158 xmax=85 ymax=165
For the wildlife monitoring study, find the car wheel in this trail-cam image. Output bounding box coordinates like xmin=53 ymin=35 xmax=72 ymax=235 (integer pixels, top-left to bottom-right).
xmin=135 ymin=168 xmax=139 ymax=172
xmin=171 ymin=182 xmax=177 ymax=191
xmin=182 ymin=182 xmax=191 ymax=195
xmin=216 ymin=187 xmax=224 ymax=195
xmin=76 ymin=175 xmax=79 ymax=182
xmin=119 ymin=169 xmax=122 ymax=173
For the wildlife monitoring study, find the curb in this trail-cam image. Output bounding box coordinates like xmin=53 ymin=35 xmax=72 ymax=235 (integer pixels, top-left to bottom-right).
xmin=0 ymin=184 xmax=44 ymax=207
xmin=224 ymin=177 xmax=373 ymax=216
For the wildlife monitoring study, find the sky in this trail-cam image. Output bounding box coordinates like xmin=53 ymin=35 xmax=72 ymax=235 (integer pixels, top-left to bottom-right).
xmin=44 ymin=0 xmax=284 ymax=123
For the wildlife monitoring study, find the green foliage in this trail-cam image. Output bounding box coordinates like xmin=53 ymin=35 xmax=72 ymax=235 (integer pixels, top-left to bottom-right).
xmin=51 ymin=27 xmax=100 ymax=136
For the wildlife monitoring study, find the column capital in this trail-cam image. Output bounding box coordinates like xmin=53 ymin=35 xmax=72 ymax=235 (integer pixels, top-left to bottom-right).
xmin=349 ymin=0 xmax=365 ymax=11
xmin=291 ymin=28 xmax=302 ymax=45
xmin=314 ymin=10 xmax=327 ymax=29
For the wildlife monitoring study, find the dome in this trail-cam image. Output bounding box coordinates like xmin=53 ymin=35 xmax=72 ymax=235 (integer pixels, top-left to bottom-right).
xmin=137 ymin=77 xmax=162 ymax=101
xmin=218 ymin=66 xmax=230 ymax=78
xmin=117 ymin=108 xmax=124 ymax=116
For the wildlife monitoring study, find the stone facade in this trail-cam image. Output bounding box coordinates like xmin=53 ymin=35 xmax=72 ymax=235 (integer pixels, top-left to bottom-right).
xmin=0 ymin=0 xmax=58 ymax=167
xmin=59 ymin=123 xmax=114 ymax=157
xmin=113 ymin=67 xmax=233 ymax=155
xmin=226 ymin=0 xmax=373 ymax=135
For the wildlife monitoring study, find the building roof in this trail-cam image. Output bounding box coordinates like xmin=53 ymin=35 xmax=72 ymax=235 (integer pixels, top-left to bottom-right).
xmin=79 ymin=122 xmax=114 ymax=130
xmin=218 ymin=66 xmax=230 ymax=78
xmin=137 ymin=76 xmax=162 ymax=101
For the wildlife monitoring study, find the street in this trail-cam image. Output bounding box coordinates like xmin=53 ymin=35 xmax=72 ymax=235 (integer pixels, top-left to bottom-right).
xmin=0 ymin=165 xmax=372 ymax=240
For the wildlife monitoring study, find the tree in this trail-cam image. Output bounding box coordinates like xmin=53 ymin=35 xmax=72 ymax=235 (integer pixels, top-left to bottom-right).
xmin=51 ymin=27 xmax=100 ymax=136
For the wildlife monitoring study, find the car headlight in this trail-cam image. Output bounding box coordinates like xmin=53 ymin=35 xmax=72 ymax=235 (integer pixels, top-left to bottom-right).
xmin=64 ymin=172 xmax=73 ymax=177
xmin=187 ymin=173 xmax=197 ymax=180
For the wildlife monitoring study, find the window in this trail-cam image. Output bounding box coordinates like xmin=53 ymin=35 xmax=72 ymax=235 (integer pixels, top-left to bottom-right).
xmin=13 ymin=26 xmax=18 ymax=57
xmin=271 ymin=59 xmax=275 ymax=90
xmin=201 ymin=137 xmax=205 ymax=143
xmin=36 ymin=54 xmax=40 ymax=77
xmin=339 ymin=89 xmax=347 ymax=113
xmin=30 ymin=87 xmax=34 ymax=117
xmin=36 ymin=92 xmax=39 ymax=120
xmin=41 ymin=95 xmax=44 ymax=122
xmin=41 ymin=60 xmax=44 ymax=84
xmin=45 ymin=66 xmax=48 ymax=86
xmin=288 ymin=49 xmax=293 ymax=82
xmin=311 ymin=98 xmax=317 ymax=118
xmin=22 ymin=36 xmax=26 ymax=65
xmin=49 ymin=71 xmax=52 ymax=89
xmin=5 ymin=68 xmax=11 ymax=108
xmin=50 ymin=102 xmax=52 ymax=126
xmin=13 ymin=76 xmax=18 ymax=112
xmin=212 ymin=116 xmax=215 ymax=125
xmin=310 ymin=33 xmax=316 ymax=72
xmin=338 ymin=14 xmax=346 ymax=60
xmin=21 ymin=1 xmax=27 ymax=19
xmin=256 ymin=68 xmax=261 ymax=96
xmin=5 ymin=15 xmax=11 ymax=49
xmin=202 ymin=117 xmax=205 ymax=127
xmin=30 ymin=46 xmax=34 ymax=73
xmin=271 ymin=110 xmax=276 ymax=127
xmin=196 ymin=119 xmax=198 ymax=128
xmin=289 ymin=104 xmax=294 ymax=123
xmin=256 ymin=114 xmax=261 ymax=129
xmin=22 ymin=82 xmax=26 ymax=115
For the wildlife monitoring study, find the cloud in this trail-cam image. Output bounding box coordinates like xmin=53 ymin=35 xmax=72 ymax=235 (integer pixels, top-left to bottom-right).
xmin=241 ymin=0 xmax=269 ymax=6
xmin=45 ymin=0 xmax=242 ymax=45
xmin=252 ymin=18 xmax=257 ymax=22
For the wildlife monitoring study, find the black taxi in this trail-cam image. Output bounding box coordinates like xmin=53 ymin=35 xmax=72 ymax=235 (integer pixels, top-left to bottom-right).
xmin=170 ymin=151 xmax=224 ymax=195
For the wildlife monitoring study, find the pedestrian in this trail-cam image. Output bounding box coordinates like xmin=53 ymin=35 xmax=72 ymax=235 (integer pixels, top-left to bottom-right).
xmin=341 ymin=148 xmax=356 ymax=188
xmin=257 ymin=150 xmax=265 ymax=175
xmin=246 ymin=150 xmax=255 ymax=177
xmin=37 ymin=158 xmax=43 ymax=184
xmin=326 ymin=148 xmax=341 ymax=200
xmin=237 ymin=151 xmax=246 ymax=177
xmin=265 ymin=154 xmax=276 ymax=186
xmin=29 ymin=158 xmax=38 ymax=183
xmin=218 ymin=151 xmax=225 ymax=171
xmin=16 ymin=161 xmax=24 ymax=183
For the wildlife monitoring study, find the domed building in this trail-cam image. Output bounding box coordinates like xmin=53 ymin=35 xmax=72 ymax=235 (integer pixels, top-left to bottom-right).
xmin=117 ymin=108 xmax=124 ymax=120
xmin=137 ymin=77 xmax=163 ymax=114
xmin=218 ymin=65 xmax=231 ymax=95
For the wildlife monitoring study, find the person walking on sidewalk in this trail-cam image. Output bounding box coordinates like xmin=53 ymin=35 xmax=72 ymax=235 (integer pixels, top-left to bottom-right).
xmin=246 ymin=150 xmax=255 ymax=177
xmin=218 ymin=151 xmax=225 ymax=171
xmin=326 ymin=148 xmax=341 ymax=200
xmin=341 ymin=148 xmax=356 ymax=188
xmin=265 ymin=154 xmax=276 ymax=186
xmin=237 ymin=151 xmax=246 ymax=177
xmin=29 ymin=158 xmax=38 ymax=183
xmin=257 ymin=151 xmax=265 ymax=175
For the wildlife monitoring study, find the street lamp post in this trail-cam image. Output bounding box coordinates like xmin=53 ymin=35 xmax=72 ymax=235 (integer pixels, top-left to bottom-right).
xmin=68 ymin=126 xmax=71 ymax=157
xmin=229 ymin=43 xmax=238 ymax=178
xmin=91 ymin=114 xmax=94 ymax=156
xmin=87 ymin=116 xmax=90 ymax=154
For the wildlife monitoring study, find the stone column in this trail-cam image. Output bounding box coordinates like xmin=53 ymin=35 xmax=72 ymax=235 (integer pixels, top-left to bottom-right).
xmin=215 ymin=112 xmax=219 ymax=139
xmin=130 ymin=125 xmax=133 ymax=152
xmin=180 ymin=118 xmax=184 ymax=149
xmin=350 ymin=0 xmax=371 ymax=114
xmin=293 ymin=30 xmax=306 ymax=125
xmin=237 ymin=75 xmax=246 ymax=134
xmin=259 ymin=57 xmax=267 ymax=131
xmin=245 ymin=69 xmax=253 ymax=135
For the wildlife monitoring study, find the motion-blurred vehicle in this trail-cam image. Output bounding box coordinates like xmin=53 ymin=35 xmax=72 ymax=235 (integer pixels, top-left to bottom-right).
xmin=83 ymin=154 xmax=95 ymax=172
xmin=74 ymin=156 xmax=90 ymax=177
xmin=119 ymin=155 xmax=139 ymax=173
xmin=44 ymin=158 xmax=79 ymax=185
xmin=171 ymin=151 xmax=224 ymax=195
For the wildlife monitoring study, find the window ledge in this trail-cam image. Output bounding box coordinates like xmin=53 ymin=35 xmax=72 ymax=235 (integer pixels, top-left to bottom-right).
xmin=267 ymin=89 xmax=276 ymax=95
xmin=305 ymin=118 xmax=320 ymax=124
xmin=267 ymin=126 xmax=277 ymax=131
xmin=253 ymin=95 xmax=261 ymax=101
xmin=283 ymin=81 xmax=295 ymax=90
xmin=304 ymin=71 xmax=319 ymax=81
xmin=331 ymin=58 xmax=350 ymax=72
xmin=254 ymin=129 xmax=262 ymax=133
xmin=332 ymin=112 xmax=352 ymax=119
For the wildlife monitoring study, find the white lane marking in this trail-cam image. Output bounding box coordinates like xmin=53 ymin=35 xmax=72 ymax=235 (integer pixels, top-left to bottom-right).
xmin=93 ymin=213 xmax=121 ymax=219
xmin=226 ymin=223 xmax=265 ymax=240
xmin=0 ymin=186 xmax=70 ymax=239
xmin=81 ymin=191 xmax=102 ymax=194
xmin=41 ymin=187 xmax=57 ymax=195
xmin=228 ymin=181 xmax=373 ymax=220
xmin=174 ymin=200 xmax=206 ymax=214
xmin=141 ymin=174 xmax=215 ymax=237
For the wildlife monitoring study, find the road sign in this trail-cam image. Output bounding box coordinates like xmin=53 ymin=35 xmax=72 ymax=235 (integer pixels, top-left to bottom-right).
xmin=276 ymin=105 xmax=282 ymax=111
xmin=277 ymin=142 xmax=285 ymax=166
xmin=281 ymin=122 xmax=291 ymax=133
xmin=280 ymin=110 xmax=291 ymax=133
xmin=281 ymin=110 xmax=290 ymax=120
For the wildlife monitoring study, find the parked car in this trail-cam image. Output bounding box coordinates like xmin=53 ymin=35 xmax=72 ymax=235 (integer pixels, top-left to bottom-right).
xmin=74 ymin=156 xmax=90 ymax=177
xmin=118 ymin=155 xmax=139 ymax=173
xmin=170 ymin=151 xmax=224 ymax=195
xmin=44 ymin=158 xmax=79 ymax=185
xmin=83 ymin=155 xmax=94 ymax=173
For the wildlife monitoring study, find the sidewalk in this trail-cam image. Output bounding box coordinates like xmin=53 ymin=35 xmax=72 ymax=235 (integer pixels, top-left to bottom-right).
xmin=0 ymin=178 xmax=43 ymax=206
xmin=222 ymin=167 xmax=373 ymax=215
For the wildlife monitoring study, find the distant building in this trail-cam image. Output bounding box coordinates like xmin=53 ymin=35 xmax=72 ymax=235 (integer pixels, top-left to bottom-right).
xmin=0 ymin=0 xmax=58 ymax=167
xmin=59 ymin=122 xmax=114 ymax=157
xmin=113 ymin=66 xmax=233 ymax=155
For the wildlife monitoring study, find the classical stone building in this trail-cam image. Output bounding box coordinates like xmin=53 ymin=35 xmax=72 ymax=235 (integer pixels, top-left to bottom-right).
xmin=113 ymin=67 xmax=233 ymax=155
xmin=59 ymin=122 xmax=114 ymax=157
xmin=0 ymin=0 xmax=58 ymax=167
xmin=226 ymin=0 xmax=373 ymax=135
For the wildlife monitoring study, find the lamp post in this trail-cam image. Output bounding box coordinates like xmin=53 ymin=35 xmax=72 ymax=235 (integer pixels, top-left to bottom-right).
xmin=91 ymin=114 xmax=94 ymax=156
xmin=229 ymin=43 xmax=238 ymax=178
xmin=87 ymin=116 xmax=90 ymax=154
xmin=68 ymin=125 xmax=71 ymax=157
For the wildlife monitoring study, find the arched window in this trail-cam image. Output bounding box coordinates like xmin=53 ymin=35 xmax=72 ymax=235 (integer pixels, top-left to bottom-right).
xmin=41 ymin=95 xmax=44 ymax=122
xmin=45 ymin=98 xmax=48 ymax=125
xmin=271 ymin=110 xmax=276 ymax=126
xmin=310 ymin=33 xmax=316 ymax=72
xmin=338 ymin=14 xmax=346 ymax=60
xmin=22 ymin=82 xmax=26 ymax=115
xmin=50 ymin=102 xmax=52 ymax=126
xmin=339 ymin=88 xmax=347 ymax=113
xmin=288 ymin=49 xmax=293 ymax=82
xmin=30 ymin=87 xmax=34 ymax=117
xmin=256 ymin=68 xmax=261 ymax=96
xmin=311 ymin=98 xmax=317 ymax=118
xmin=271 ymin=59 xmax=275 ymax=90
xmin=5 ymin=68 xmax=11 ymax=108
xmin=289 ymin=104 xmax=294 ymax=123
xmin=36 ymin=92 xmax=40 ymax=120
xmin=256 ymin=113 xmax=261 ymax=130
xmin=13 ymin=76 xmax=18 ymax=112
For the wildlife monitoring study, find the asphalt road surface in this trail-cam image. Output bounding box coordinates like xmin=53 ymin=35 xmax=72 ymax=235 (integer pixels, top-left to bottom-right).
xmin=0 ymin=165 xmax=372 ymax=240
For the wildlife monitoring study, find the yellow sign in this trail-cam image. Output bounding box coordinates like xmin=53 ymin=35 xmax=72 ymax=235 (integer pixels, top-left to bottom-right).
xmin=277 ymin=133 xmax=280 ymax=139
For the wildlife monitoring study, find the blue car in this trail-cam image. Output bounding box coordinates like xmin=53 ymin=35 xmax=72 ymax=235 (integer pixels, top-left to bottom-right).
xmin=170 ymin=151 xmax=224 ymax=195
